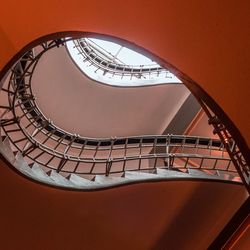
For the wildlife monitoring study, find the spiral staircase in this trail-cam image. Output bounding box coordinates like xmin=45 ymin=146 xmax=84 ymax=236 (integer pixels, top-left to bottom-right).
xmin=0 ymin=38 xmax=245 ymax=191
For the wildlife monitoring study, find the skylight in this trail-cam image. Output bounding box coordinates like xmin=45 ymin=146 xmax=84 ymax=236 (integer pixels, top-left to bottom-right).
xmin=88 ymin=38 xmax=153 ymax=66
xmin=66 ymin=37 xmax=182 ymax=86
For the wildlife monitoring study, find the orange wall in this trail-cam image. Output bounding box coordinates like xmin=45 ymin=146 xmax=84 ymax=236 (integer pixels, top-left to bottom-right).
xmin=0 ymin=0 xmax=249 ymax=149
xmin=0 ymin=3 xmax=249 ymax=248
xmin=0 ymin=159 xmax=247 ymax=250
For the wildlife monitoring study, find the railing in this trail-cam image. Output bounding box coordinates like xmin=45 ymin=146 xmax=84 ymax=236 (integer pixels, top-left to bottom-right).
xmin=71 ymin=39 xmax=177 ymax=81
xmin=199 ymin=101 xmax=250 ymax=192
xmin=0 ymin=38 xmax=244 ymax=185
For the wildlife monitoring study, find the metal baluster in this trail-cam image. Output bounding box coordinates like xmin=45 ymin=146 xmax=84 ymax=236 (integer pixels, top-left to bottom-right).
xmin=89 ymin=141 xmax=101 ymax=174
xmin=138 ymin=138 xmax=142 ymax=170
xmin=122 ymin=138 xmax=128 ymax=172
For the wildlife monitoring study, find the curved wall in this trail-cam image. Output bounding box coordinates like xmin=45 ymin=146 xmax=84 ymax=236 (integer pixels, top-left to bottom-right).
xmin=32 ymin=46 xmax=189 ymax=137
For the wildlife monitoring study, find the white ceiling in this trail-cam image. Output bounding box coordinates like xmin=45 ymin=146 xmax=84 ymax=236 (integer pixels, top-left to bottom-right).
xmin=32 ymin=46 xmax=190 ymax=138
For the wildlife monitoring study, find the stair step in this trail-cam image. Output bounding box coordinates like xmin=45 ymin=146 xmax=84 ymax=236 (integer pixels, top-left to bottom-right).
xmin=0 ymin=136 xmax=15 ymax=163
xmin=188 ymin=169 xmax=219 ymax=179
xmin=68 ymin=174 xmax=96 ymax=188
xmin=14 ymin=155 xmax=55 ymax=184
xmin=125 ymin=171 xmax=158 ymax=180
xmin=156 ymin=168 xmax=191 ymax=178
xmin=49 ymin=170 xmax=74 ymax=187
xmin=231 ymin=176 xmax=242 ymax=182
xmin=94 ymin=175 xmax=128 ymax=186
xmin=216 ymin=170 xmax=235 ymax=181
xmin=31 ymin=162 xmax=55 ymax=184
xmin=14 ymin=152 xmax=34 ymax=177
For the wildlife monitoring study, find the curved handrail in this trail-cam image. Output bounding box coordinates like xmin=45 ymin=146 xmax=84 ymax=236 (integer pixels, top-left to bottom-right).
xmin=77 ymin=39 xmax=167 ymax=74
xmin=67 ymin=39 xmax=181 ymax=85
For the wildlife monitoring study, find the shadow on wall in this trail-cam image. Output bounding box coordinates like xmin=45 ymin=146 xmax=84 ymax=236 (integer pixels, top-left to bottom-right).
xmin=151 ymin=182 xmax=247 ymax=250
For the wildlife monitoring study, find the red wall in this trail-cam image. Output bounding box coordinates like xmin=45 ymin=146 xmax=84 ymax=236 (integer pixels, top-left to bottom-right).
xmin=0 ymin=1 xmax=249 ymax=249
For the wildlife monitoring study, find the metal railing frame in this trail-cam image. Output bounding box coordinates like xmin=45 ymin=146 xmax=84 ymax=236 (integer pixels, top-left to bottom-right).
xmin=0 ymin=38 xmax=248 ymax=187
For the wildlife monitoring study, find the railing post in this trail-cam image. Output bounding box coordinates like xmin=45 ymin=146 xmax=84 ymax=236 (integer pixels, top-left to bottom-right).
xmin=106 ymin=158 xmax=112 ymax=177
xmin=200 ymin=101 xmax=250 ymax=194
